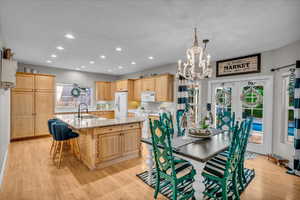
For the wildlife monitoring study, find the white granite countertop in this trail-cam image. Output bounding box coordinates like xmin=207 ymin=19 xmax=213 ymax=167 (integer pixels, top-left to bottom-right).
xmin=55 ymin=114 xmax=146 ymax=129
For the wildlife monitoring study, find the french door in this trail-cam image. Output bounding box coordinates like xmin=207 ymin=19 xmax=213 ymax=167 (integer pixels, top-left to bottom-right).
xmin=208 ymin=76 xmax=273 ymax=154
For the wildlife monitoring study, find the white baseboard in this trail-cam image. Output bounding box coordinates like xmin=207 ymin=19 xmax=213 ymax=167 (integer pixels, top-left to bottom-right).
xmin=0 ymin=150 xmax=8 ymax=188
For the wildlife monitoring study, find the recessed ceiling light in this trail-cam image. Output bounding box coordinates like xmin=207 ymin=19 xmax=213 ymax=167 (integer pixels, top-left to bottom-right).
xmin=89 ymin=61 xmax=95 ymax=64
xmin=65 ymin=33 xmax=75 ymax=39
xmin=46 ymin=60 xmax=52 ymax=63
xmin=118 ymin=65 xmax=123 ymax=69
xmin=56 ymin=46 xmax=64 ymax=50
xmin=100 ymin=55 xmax=106 ymax=59
xmin=108 ymin=69 xmax=112 ymax=72
xmin=131 ymin=61 xmax=136 ymax=65
xmin=75 ymin=68 xmax=80 ymax=70
xmin=115 ymin=47 xmax=122 ymax=52
xmin=148 ymin=56 xmax=154 ymax=60
xmin=51 ymin=54 xmax=57 ymax=58
xmin=81 ymin=65 xmax=86 ymax=68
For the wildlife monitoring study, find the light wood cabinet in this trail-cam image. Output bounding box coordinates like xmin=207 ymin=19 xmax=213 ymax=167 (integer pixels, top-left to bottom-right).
xmin=130 ymin=74 xmax=174 ymax=102
xmin=96 ymin=81 xmax=112 ymax=101
xmin=35 ymin=75 xmax=55 ymax=91
xmin=11 ymin=73 xmax=55 ymax=139
xmin=13 ymin=73 xmax=35 ymax=92
xmin=35 ymin=114 xmax=53 ymax=136
xmin=115 ymin=79 xmax=134 ymax=100
xmin=123 ymin=129 xmax=140 ymax=155
xmin=92 ymin=122 xmax=141 ymax=167
xmin=133 ymin=79 xmax=142 ymax=101
xmin=155 ymin=74 xmax=174 ymax=102
xmin=35 ymin=92 xmax=54 ymax=136
xmin=11 ymin=91 xmax=35 ymax=116
xmin=11 ymin=91 xmax=35 ymax=138
xmin=142 ymin=77 xmax=155 ymax=91
xmin=98 ymin=132 xmax=123 ymax=161
xmin=128 ymin=112 xmax=136 ymax=117
xmin=111 ymin=82 xmax=116 ymax=100
xmin=11 ymin=116 xmax=35 ymax=139
xmin=116 ymin=80 xmax=128 ymax=91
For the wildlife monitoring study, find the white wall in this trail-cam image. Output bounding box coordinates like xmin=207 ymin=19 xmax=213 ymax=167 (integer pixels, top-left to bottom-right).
xmin=0 ymin=27 xmax=10 ymax=186
xmin=0 ymin=90 xmax=10 ymax=186
xmin=121 ymin=40 xmax=300 ymax=161
xmin=18 ymin=63 xmax=119 ymax=105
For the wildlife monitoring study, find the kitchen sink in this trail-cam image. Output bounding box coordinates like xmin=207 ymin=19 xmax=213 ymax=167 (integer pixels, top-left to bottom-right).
xmin=77 ymin=114 xmax=99 ymax=119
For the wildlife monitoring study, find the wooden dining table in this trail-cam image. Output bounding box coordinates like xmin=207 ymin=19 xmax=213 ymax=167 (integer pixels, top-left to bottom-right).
xmin=141 ymin=130 xmax=232 ymax=185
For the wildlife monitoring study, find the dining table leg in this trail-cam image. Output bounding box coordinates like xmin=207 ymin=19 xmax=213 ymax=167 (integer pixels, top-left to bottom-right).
xmin=146 ymin=144 xmax=154 ymax=185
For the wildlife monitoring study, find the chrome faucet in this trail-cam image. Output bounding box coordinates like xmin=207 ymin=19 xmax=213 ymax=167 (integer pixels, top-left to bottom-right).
xmin=78 ymin=103 xmax=89 ymax=118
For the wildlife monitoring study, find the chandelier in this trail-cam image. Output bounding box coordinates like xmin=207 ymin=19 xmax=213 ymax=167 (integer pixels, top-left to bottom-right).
xmin=176 ymin=28 xmax=212 ymax=81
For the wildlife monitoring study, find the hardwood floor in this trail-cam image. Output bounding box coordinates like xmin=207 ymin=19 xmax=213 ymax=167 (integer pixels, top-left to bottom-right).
xmin=1 ymin=137 xmax=300 ymax=200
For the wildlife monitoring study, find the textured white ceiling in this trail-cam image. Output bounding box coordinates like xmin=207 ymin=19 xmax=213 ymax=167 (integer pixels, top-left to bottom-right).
xmin=0 ymin=0 xmax=300 ymax=75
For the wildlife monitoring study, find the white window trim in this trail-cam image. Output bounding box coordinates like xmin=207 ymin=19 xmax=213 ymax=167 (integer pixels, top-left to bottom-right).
xmin=281 ymin=74 xmax=294 ymax=145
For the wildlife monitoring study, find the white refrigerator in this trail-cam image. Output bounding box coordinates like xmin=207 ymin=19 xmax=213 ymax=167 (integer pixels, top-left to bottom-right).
xmin=114 ymin=91 xmax=128 ymax=119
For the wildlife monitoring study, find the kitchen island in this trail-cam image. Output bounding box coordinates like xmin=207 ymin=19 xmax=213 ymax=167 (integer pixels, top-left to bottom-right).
xmin=55 ymin=114 xmax=145 ymax=170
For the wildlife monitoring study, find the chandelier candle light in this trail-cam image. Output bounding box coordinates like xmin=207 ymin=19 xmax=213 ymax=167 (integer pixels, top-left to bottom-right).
xmin=176 ymin=28 xmax=212 ymax=81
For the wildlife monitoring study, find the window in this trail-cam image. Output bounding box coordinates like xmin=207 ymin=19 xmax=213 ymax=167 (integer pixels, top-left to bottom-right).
xmin=241 ymin=85 xmax=264 ymax=144
xmin=283 ymin=76 xmax=295 ymax=143
xmin=56 ymin=83 xmax=92 ymax=108
xmin=215 ymin=87 xmax=232 ymax=114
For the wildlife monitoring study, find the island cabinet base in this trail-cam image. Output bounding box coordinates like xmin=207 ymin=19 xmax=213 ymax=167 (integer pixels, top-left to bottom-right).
xmin=76 ymin=122 xmax=142 ymax=170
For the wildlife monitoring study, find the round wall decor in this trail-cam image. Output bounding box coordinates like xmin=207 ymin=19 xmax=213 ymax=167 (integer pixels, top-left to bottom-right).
xmin=71 ymin=87 xmax=81 ymax=97
xmin=240 ymin=86 xmax=263 ymax=108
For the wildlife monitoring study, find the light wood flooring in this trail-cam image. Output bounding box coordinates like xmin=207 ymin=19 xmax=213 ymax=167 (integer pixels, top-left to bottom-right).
xmin=1 ymin=137 xmax=300 ymax=200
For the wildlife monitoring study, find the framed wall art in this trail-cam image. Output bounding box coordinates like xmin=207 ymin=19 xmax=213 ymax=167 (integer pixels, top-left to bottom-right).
xmin=216 ymin=53 xmax=261 ymax=77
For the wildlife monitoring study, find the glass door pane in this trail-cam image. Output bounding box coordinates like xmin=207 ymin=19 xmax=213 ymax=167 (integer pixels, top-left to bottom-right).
xmin=241 ymin=84 xmax=264 ymax=144
xmin=211 ymin=83 xmax=233 ymax=129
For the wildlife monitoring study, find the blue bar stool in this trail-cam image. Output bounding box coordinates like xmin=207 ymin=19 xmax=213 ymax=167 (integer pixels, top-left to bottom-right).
xmin=51 ymin=121 xmax=80 ymax=168
xmin=47 ymin=119 xmax=59 ymax=158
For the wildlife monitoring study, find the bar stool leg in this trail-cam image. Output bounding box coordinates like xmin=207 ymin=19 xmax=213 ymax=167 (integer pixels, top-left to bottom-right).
xmin=49 ymin=139 xmax=54 ymax=157
xmin=69 ymin=139 xmax=74 ymax=155
xmin=58 ymin=141 xmax=64 ymax=168
xmin=52 ymin=141 xmax=58 ymax=163
xmin=75 ymin=138 xmax=81 ymax=160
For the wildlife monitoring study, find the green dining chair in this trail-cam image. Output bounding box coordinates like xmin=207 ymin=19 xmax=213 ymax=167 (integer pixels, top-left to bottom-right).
xmin=150 ymin=119 xmax=196 ymax=200
xmin=216 ymin=111 xmax=235 ymax=133
xmin=159 ymin=112 xmax=175 ymax=137
xmin=201 ymin=119 xmax=251 ymax=200
xmin=218 ymin=117 xmax=253 ymax=191
xmin=176 ymin=109 xmax=186 ymax=136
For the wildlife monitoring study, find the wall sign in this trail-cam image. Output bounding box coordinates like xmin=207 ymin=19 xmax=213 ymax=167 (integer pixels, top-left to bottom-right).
xmin=216 ymin=54 xmax=261 ymax=77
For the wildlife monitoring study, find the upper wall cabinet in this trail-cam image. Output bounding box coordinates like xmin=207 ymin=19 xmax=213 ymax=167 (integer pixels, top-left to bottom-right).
xmin=133 ymin=79 xmax=142 ymax=101
xmin=116 ymin=80 xmax=128 ymax=91
xmin=96 ymin=81 xmax=112 ymax=101
xmin=13 ymin=73 xmax=55 ymax=92
xmin=35 ymin=74 xmax=55 ymax=91
xmin=13 ymin=73 xmax=35 ymax=91
xmin=111 ymin=82 xmax=116 ymax=100
xmin=132 ymin=74 xmax=174 ymax=102
xmin=141 ymin=77 xmax=155 ymax=92
xmin=116 ymin=80 xmax=134 ymax=100
xmin=155 ymin=74 xmax=174 ymax=102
